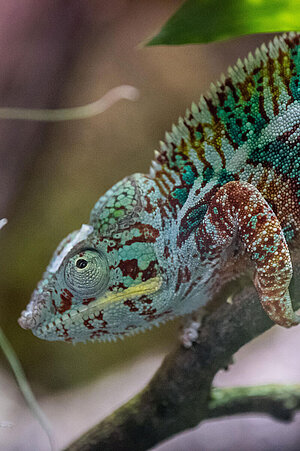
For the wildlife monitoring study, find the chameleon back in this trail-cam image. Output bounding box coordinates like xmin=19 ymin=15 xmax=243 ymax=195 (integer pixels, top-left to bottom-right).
xmin=150 ymin=33 xmax=300 ymax=244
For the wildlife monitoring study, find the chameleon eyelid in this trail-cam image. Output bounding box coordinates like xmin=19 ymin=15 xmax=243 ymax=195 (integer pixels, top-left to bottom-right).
xmin=47 ymin=224 xmax=93 ymax=274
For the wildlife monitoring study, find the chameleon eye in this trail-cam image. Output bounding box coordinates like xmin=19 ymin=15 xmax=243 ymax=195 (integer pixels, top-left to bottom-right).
xmin=65 ymin=249 xmax=109 ymax=297
xmin=76 ymin=258 xmax=88 ymax=269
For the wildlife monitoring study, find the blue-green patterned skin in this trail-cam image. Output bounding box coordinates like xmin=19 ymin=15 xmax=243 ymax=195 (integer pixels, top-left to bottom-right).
xmin=19 ymin=33 xmax=300 ymax=342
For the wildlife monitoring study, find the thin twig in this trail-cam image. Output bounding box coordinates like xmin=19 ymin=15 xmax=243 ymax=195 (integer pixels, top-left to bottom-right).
xmin=0 ymin=327 xmax=56 ymax=451
xmin=0 ymin=85 xmax=139 ymax=121
xmin=0 ymin=218 xmax=55 ymax=450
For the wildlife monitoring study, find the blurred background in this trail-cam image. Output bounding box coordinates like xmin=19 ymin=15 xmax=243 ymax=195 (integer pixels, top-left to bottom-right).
xmin=0 ymin=1 xmax=299 ymax=450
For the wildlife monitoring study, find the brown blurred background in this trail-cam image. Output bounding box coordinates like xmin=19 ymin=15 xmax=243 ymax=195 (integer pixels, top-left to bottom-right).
xmin=0 ymin=1 xmax=299 ymax=450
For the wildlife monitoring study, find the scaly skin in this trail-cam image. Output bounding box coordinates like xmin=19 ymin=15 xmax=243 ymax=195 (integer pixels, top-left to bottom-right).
xmin=19 ymin=33 xmax=300 ymax=343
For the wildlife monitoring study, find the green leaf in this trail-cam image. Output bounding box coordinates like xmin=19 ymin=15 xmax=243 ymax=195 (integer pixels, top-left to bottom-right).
xmin=146 ymin=0 xmax=300 ymax=45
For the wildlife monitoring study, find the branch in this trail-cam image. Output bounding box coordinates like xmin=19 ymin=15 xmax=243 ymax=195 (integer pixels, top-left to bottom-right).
xmin=208 ymin=385 xmax=300 ymax=421
xmin=65 ymin=259 xmax=300 ymax=451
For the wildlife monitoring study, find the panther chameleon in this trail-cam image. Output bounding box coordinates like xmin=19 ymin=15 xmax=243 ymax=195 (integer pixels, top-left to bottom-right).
xmin=19 ymin=33 xmax=300 ymax=344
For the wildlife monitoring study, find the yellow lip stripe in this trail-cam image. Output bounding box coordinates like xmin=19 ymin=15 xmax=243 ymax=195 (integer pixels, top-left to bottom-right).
xmin=95 ymin=276 xmax=163 ymax=307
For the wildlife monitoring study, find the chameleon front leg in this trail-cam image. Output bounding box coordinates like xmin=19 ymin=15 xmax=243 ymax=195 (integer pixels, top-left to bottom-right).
xmin=196 ymin=181 xmax=300 ymax=327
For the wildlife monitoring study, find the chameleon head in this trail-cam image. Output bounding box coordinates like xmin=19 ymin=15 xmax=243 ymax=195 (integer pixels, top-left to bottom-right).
xmin=18 ymin=175 xmax=173 ymax=342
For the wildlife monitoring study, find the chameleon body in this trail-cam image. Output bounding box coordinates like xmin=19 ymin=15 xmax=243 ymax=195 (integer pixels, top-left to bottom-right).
xmin=19 ymin=33 xmax=300 ymax=343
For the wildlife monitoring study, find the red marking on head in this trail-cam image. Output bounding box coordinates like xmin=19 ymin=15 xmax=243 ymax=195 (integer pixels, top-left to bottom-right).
xmin=125 ymin=223 xmax=159 ymax=246
xmin=141 ymin=260 xmax=157 ymax=282
xmin=58 ymin=289 xmax=73 ymax=313
xmin=118 ymin=259 xmax=140 ymax=279
xmin=106 ymin=236 xmax=122 ymax=252
xmin=55 ymin=324 xmax=71 ymax=340
xmin=84 ymin=319 xmax=95 ymax=330
xmin=108 ymin=282 xmax=126 ymax=291
xmin=144 ymin=309 xmax=172 ymax=322
xmin=83 ymin=311 xmax=108 ymax=331
xmin=139 ymin=305 xmax=157 ymax=317
xmin=140 ymin=295 xmax=152 ymax=304
xmin=94 ymin=310 xmax=108 ymax=329
xmin=52 ymin=299 xmax=58 ymax=313
xmin=82 ymin=297 xmax=96 ymax=305
xmin=124 ymin=299 xmax=139 ymax=312
xmin=145 ymin=197 xmax=155 ymax=214
xmin=90 ymin=330 xmax=109 ymax=339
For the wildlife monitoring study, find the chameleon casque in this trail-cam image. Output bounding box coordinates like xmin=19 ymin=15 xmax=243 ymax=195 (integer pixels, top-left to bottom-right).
xmin=19 ymin=33 xmax=300 ymax=343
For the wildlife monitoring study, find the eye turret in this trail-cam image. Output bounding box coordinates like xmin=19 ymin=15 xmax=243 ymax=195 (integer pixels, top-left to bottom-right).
xmin=64 ymin=249 xmax=109 ymax=297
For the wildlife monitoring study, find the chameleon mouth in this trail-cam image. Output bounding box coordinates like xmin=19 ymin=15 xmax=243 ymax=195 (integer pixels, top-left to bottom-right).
xmin=18 ymin=289 xmax=52 ymax=330
xmin=30 ymin=276 xmax=163 ymax=335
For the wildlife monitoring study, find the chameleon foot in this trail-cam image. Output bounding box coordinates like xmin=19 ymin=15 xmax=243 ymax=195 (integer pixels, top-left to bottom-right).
xmin=180 ymin=309 xmax=207 ymax=348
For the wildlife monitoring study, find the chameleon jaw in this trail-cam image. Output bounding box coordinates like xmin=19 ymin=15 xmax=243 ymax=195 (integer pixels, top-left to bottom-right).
xmin=18 ymin=289 xmax=51 ymax=330
xmin=29 ymin=276 xmax=163 ymax=338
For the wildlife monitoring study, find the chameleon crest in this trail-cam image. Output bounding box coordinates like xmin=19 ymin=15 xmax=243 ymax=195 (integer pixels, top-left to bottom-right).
xmin=20 ymin=33 xmax=300 ymax=342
